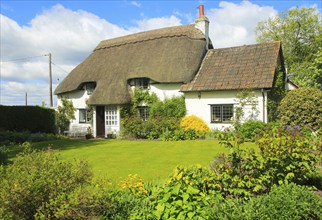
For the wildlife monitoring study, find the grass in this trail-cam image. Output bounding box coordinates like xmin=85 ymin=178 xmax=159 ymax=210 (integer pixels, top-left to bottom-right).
xmin=12 ymin=139 xmax=255 ymax=182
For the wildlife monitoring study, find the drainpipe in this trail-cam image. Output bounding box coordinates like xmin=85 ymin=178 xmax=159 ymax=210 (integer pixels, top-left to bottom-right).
xmin=261 ymin=88 xmax=266 ymax=123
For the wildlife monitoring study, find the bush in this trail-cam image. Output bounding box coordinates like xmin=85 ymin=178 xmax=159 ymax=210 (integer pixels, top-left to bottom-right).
xmin=180 ymin=115 xmax=210 ymax=135
xmin=211 ymin=126 xmax=321 ymax=198
xmin=209 ymin=183 xmax=322 ymax=219
xmin=0 ymin=131 xmax=68 ymax=145
xmin=0 ymin=106 xmax=56 ymax=133
xmin=137 ymin=165 xmax=219 ymax=219
xmin=0 ymin=143 xmax=92 ymax=219
xmin=237 ymin=120 xmax=267 ymax=141
xmin=278 ymin=87 xmax=322 ymax=131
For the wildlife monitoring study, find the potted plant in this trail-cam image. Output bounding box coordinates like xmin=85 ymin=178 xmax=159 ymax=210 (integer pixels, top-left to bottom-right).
xmin=85 ymin=126 xmax=93 ymax=139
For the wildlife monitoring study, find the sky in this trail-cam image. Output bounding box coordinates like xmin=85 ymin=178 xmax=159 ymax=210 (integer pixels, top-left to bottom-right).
xmin=1 ymin=0 xmax=321 ymax=107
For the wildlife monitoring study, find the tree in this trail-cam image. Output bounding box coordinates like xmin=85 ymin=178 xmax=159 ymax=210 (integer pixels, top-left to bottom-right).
xmin=278 ymin=87 xmax=322 ymax=131
xmin=256 ymin=7 xmax=322 ymax=88
xmin=56 ymin=97 xmax=75 ymax=133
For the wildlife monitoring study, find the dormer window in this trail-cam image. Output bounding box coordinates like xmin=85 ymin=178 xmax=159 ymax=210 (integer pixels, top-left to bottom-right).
xmin=131 ymin=78 xmax=150 ymax=90
xmin=84 ymin=82 xmax=96 ymax=95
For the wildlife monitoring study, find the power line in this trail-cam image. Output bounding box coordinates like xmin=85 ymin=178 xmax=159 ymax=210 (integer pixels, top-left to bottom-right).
xmin=51 ymin=62 xmax=69 ymax=74
xmin=1 ymin=54 xmax=47 ymax=63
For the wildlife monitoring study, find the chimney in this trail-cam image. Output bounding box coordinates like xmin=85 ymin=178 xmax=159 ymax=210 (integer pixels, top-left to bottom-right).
xmin=195 ymin=5 xmax=210 ymax=49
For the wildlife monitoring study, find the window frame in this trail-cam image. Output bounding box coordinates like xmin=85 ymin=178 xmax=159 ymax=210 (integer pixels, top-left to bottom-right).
xmin=137 ymin=106 xmax=149 ymax=121
xmin=135 ymin=78 xmax=150 ymax=90
xmin=106 ymin=106 xmax=118 ymax=126
xmin=79 ymin=109 xmax=91 ymax=123
xmin=210 ymin=104 xmax=234 ymax=123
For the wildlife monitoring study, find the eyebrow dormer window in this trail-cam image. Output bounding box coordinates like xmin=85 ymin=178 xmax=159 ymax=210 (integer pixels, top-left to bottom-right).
xmin=84 ymin=82 xmax=96 ymax=95
xmin=135 ymin=78 xmax=149 ymax=90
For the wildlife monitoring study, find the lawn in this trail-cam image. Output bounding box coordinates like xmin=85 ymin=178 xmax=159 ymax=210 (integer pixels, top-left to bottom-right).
xmin=26 ymin=139 xmax=255 ymax=182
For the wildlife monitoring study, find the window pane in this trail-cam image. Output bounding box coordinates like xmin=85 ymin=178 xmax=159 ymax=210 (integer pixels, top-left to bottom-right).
xmin=211 ymin=106 xmax=221 ymax=122
xmin=79 ymin=109 xmax=86 ymax=123
xmin=222 ymin=105 xmax=233 ymax=122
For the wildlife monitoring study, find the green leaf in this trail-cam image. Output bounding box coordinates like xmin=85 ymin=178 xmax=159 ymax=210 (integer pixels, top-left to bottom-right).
xmin=187 ymin=185 xmax=200 ymax=195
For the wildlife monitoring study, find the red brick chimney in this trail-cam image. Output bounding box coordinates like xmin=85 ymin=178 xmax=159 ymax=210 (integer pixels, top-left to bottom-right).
xmin=195 ymin=5 xmax=210 ymax=49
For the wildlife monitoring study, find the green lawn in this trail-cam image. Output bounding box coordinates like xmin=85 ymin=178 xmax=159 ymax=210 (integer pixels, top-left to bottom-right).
xmin=26 ymin=139 xmax=255 ymax=182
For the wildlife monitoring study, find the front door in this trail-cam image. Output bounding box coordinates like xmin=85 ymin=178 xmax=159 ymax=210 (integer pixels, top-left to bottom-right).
xmin=96 ymin=106 xmax=105 ymax=137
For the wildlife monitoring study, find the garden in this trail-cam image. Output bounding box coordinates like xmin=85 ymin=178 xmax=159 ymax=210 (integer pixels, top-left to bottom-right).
xmin=0 ymin=87 xmax=321 ymax=219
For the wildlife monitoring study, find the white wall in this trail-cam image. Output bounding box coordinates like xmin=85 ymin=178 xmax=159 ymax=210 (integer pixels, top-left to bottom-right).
xmin=184 ymin=90 xmax=267 ymax=130
xmin=57 ymin=89 xmax=91 ymax=134
xmin=149 ymin=83 xmax=183 ymax=100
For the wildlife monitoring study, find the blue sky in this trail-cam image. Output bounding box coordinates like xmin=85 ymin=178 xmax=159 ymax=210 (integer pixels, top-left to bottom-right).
xmin=0 ymin=0 xmax=321 ymax=106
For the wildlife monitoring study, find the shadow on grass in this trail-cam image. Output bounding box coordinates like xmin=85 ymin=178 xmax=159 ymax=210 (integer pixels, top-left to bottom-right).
xmin=6 ymin=138 xmax=114 ymax=161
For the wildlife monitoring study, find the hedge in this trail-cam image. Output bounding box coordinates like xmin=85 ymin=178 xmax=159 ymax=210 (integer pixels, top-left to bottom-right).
xmin=0 ymin=106 xmax=56 ymax=133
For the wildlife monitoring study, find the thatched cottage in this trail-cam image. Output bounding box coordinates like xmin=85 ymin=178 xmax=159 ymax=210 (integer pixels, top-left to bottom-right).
xmin=55 ymin=5 xmax=289 ymax=137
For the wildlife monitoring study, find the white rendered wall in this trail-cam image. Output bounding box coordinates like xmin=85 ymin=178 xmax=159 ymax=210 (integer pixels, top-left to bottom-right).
xmin=57 ymin=89 xmax=91 ymax=134
xmin=149 ymin=83 xmax=183 ymax=100
xmin=184 ymin=90 xmax=267 ymax=130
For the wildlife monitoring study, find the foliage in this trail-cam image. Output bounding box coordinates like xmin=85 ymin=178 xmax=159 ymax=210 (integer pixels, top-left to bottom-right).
xmin=0 ymin=143 xmax=92 ymax=219
xmin=256 ymin=126 xmax=320 ymax=187
xmin=56 ymin=97 xmax=76 ymax=134
xmin=120 ymin=174 xmax=148 ymax=196
xmin=256 ymin=7 xmax=322 ymax=88
xmin=121 ymin=89 xmax=186 ymax=140
xmin=211 ymin=126 xmax=321 ymax=198
xmin=0 ymin=105 xmax=56 ymax=133
xmin=0 ymin=131 xmax=68 ymax=145
xmin=136 ymin=165 xmax=220 ymax=219
xmin=209 ymin=183 xmax=322 ymax=219
xmin=267 ymin=70 xmax=286 ymax=122
xmin=237 ymin=120 xmax=267 ymax=141
xmin=233 ymin=89 xmax=259 ymax=128
xmin=0 ymin=146 xmax=9 ymax=165
xmin=180 ymin=115 xmax=210 ymax=134
xmin=278 ymin=87 xmax=322 ymax=131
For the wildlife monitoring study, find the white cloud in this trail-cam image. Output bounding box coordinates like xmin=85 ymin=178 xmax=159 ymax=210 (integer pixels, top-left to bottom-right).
xmin=128 ymin=15 xmax=181 ymax=32
xmin=131 ymin=1 xmax=141 ymax=8
xmin=206 ymin=1 xmax=277 ymax=48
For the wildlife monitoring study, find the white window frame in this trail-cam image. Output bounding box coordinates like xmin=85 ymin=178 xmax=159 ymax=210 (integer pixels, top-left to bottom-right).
xmin=106 ymin=106 xmax=118 ymax=126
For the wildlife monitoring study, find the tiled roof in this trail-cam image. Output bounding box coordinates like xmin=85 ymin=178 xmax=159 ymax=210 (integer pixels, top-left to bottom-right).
xmin=181 ymin=41 xmax=281 ymax=92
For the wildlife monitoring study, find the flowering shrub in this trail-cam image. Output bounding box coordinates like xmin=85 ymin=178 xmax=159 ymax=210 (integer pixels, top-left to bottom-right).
xmin=180 ymin=115 xmax=210 ymax=135
xmin=119 ymin=174 xmax=148 ymax=196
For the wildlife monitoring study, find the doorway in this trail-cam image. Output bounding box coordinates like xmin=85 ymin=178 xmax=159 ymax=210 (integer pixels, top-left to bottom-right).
xmin=96 ymin=106 xmax=105 ymax=137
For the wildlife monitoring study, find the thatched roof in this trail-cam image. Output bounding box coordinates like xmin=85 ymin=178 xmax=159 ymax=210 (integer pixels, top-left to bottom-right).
xmin=54 ymin=24 xmax=207 ymax=105
xmin=181 ymin=41 xmax=282 ymax=92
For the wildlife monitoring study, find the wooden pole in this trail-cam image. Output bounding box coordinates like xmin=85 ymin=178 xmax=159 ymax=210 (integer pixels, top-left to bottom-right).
xmin=49 ymin=53 xmax=53 ymax=107
xmin=25 ymin=92 xmax=27 ymax=106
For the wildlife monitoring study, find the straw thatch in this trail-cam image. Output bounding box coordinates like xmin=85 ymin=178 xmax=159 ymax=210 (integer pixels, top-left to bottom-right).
xmin=181 ymin=41 xmax=282 ymax=92
xmin=54 ymin=24 xmax=207 ymax=105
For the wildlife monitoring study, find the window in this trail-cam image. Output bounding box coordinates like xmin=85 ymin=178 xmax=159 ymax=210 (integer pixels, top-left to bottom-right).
xmin=79 ymin=109 xmax=91 ymax=123
xmin=84 ymin=82 xmax=96 ymax=95
xmin=138 ymin=106 xmax=149 ymax=121
xmin=135 ymin=78 xmax=149 ymax=90
xmin=106 ymin=106 xmax=118 ymax=126
xmin=211 ymin=104 xmax=234 ymax=123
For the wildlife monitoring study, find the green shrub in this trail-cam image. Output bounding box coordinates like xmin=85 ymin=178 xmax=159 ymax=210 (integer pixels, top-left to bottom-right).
xmin=278 ymin=87 xmax=322 ymax=131
xmin=237 ymin=120 xmax=266 ymax=141
xmin=0 ymin=106 xmax=56 ymax=133
xmin=144 ymin=165 xmax=219 ymax=219
xmin=212 ymin=126 xmax=321 ymax=198
xmin=209 ymin=183 xmax=322 ymax=219
xmin=257 ymin=126 xmax=320 ymax=187
xmin=0 ymin=143 xmax=91 ymax=219
xmin=0 ymin=131 xmax=68 ymax=145
xmin=0 ymin=146 xmax=9 ymax=165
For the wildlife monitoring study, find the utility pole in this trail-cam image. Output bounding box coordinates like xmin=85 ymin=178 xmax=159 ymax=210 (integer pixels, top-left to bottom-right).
xmin=48 ymin=53 xmax=53 ymax=107
xmin=25 ymin=92 xmax=27 ymax=106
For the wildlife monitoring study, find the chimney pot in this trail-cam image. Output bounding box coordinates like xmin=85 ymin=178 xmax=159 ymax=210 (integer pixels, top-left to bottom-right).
xmin=199 ymin=5 xmax=204 ymax=17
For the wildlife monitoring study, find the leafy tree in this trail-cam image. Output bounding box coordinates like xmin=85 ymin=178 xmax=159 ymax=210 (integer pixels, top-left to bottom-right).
xmin=256 ymin=7 xmax=322 ymax=88
xmin=56 ymin=97 xmax=75 ymax=134
xmin=278 ymin=87 xmax=322 ymax=131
